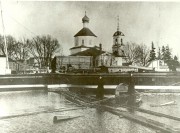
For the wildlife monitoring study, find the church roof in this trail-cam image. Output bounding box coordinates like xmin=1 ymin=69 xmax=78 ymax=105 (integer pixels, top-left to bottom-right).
xmin=74 ymin=27 xmax=97 ymax=37
xmin=69 ymin=45 xmax=90 ymax=50
xmin=71 ymin=47 xmax=105 ymax=56
xmin=113 ymin=31 xmax=125 ymax=37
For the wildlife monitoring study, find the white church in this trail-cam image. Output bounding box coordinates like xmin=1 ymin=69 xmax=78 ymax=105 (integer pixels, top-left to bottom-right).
xmin=55 ymin=12 xmax=132 ymax=72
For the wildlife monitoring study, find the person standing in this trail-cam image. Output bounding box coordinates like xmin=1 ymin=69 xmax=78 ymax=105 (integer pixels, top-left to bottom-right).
xmin=96 ymin=76 xmax=104 ymax=99
xmin=128 ymin=72 xmax=135 ymax=95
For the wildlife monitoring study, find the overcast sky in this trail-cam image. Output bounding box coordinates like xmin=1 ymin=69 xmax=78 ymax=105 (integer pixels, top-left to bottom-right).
xmin=1 ymin=1 xmax=180 ymax=56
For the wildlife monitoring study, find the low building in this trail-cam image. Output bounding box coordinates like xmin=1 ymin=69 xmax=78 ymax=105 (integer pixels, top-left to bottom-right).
xmin=108 ymin=66 xmax=138 ymax=73
xmin=0 ymin=55 xmax=11 ymax=75
xmin=9 ymin=58 xmax=18 ymax=74
xmin=56 ymin=55 xmax=92 ymax=71
xmin=0 ymin=55 xmax=7 ymax=75
xmin=146 ymin=60 xmax=169 ymax=72
xmin=27 ymin=57 xmax=40 ymax=68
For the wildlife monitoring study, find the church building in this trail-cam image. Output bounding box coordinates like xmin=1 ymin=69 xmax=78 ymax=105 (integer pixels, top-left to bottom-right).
xmin=70 ymin=12 xmax=98 ymax=55
xmin=111 ymin=16 xmax=126 ymax=66
xmin=112 ymin=16 xmax=125 ymax=57
xmin=55 ymin=13 xmax=128 ymax=72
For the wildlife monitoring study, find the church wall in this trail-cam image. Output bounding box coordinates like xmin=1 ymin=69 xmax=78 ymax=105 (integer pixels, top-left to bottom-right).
xmin=56 ymin=56 xmax=92 ymax=71
xmin=74 ymin=36 xmax=96 ymax=47
xmin=95 ymin=54 xmax=125 ymax=67
xmin=115 ymin=57 xmax=123 ymax=66
xmin=70 ymin=47 xmax=89 ymax=55
xmin=95 ymin=54 xmax=113 ymax=67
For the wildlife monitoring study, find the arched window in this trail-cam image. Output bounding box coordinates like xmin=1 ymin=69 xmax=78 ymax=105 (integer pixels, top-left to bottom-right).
xmin=82 ymin=39 xmax=84 ymax=45
xmin=121 ymin=38 xmax=123 ymax=44
xmin=115 ymin=39 xmax=118 ymax=44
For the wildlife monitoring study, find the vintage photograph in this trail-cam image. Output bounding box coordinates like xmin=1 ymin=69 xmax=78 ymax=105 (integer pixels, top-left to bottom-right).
xmin=0 ymin=1 xmax=180 ymax=133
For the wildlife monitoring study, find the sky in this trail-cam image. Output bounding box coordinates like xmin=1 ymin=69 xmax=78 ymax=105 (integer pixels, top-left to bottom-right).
xmin=0 ymin=1 xmax=180 ymax=57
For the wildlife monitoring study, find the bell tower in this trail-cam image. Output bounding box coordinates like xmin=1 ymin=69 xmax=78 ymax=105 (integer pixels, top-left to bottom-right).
xmin=112 ymin=16 xmax=125 ymax=57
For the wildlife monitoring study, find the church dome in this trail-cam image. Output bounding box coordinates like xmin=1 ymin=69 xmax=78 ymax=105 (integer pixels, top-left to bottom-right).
xmin=82 ymin=15 xmax=89 ymax=23
xmin=113 ymin=31 xmax=125 ymax=37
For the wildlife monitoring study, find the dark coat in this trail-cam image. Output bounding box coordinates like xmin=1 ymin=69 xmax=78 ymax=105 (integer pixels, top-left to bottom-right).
xmin=96 ymin=77 xmax=104 ymax=99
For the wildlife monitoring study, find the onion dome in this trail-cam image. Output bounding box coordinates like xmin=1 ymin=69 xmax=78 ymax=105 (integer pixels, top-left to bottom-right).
xmin=113 ymin=31 xmax=125 ymax=37
xmin=82 ymin=15 xmax=89 ymax=23
xmin=74 ymin=12 xmax=96 ymax=37
xmin=113 ymin=15 xmax=125 ymax=37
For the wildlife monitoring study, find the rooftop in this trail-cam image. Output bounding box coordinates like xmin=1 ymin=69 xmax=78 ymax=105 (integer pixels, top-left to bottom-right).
xmin=74 ymin=27 xmax=97 ymax=37
xmin=70 ymin=45 xmax=91 ymax=50
xmin=71 ymin=47 xmax=105 ymax=56
xmin=113 ymin=31 xmax=125 ymax=37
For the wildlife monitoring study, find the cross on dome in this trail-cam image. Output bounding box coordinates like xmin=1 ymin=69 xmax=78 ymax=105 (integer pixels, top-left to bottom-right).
xmin=82 ymin=11 xmax=89 ymax=23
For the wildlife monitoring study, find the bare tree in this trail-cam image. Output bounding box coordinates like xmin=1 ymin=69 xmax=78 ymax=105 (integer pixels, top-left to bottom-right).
xmin=17 ymin=38 xmax=31 ymax=61
xmin=7 ymin=37 xmax=31 ymax=61
xmin=29 ymin=35 xmax=61 ymax=68
xmin=0 ymin=34 xmax=6 ymax=55
xmin=41 ymin=35 xmax=60 ymax=67
xmin=0 ymin=35 xmax=20 ymax=60
xmin=124 ymin=42 xmax=150 ymax=66
xmin=124 ymin=42 xmax=138 ymax=64
xmin=134 ymin=44 xmax=150 ymax=66
xmin=28 ymin=36 xmax=43 ymax=67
